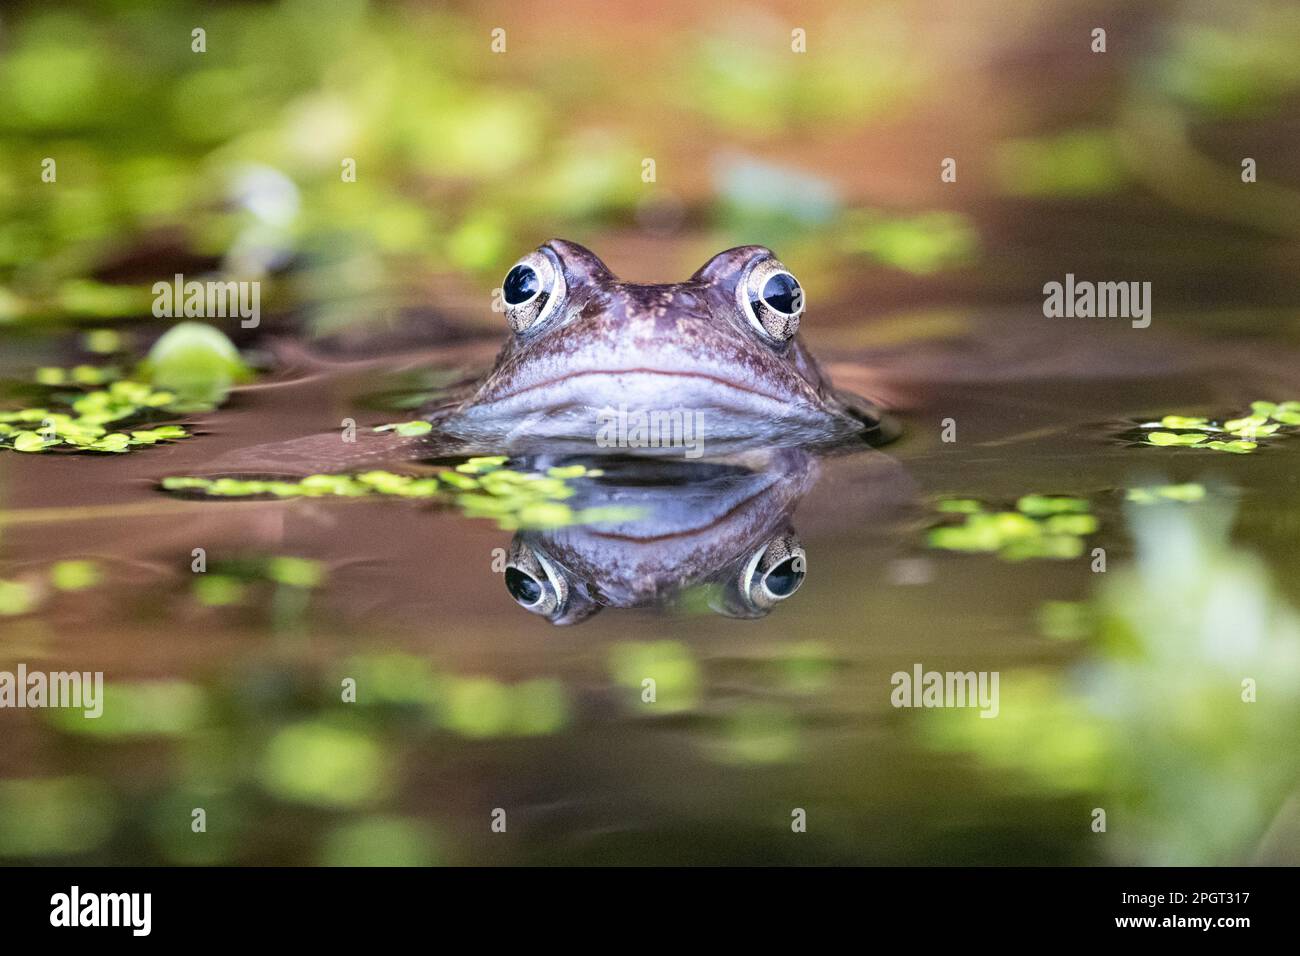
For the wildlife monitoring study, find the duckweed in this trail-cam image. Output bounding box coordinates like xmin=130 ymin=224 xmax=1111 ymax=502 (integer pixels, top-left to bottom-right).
xmin=82 ymin=329 xmax=124 ymax=355
xmin=1015 ymin=494 xmax=1090 ymax=517
xmin=0 ymin=559 xmax=104 ymax=615
xmin=161 ymin=460 xmax=640 ymax=531
xmin=1147 ymin=431 xmax=1206 ymax=446
xmin=193 ymin=574 xmax=247 ymax=607
xmin=319 ymin=816 xmax=442 ymax=868
xmin=373 ymin=420 xmax=433 ymax=437
xmin=1204 ymin=439 xmax=1257 ymax=454
xmin=928 ymin=494 xmax=1097 ymax=560
xmin=1 ymin=327 xmax=250 ymax=455
xmin=45 ymin=681 xmax=208 ymax=739
xmin=0 ymin=778 xmax=115 ymax=858
xmin=0 ymin=579 xmax=37 ymax=616
xmin=139 ymin=322 xmax=253 ymax=410
xmin=1126 ymin=482 xmax=1207 ymax=504
xmin=49 ymin=560 xmax=101 ymax=592
xmin=266 ymin=557 xmax=326 ymax=589
xmin=609 ymin=641 xmax=701 ymax=714
xmin=33 ymin=365 xmax=121 ymax=386
xmin=1 ymin=378 xmax=193 ymax=454
xmin=259 ymin=721 xmax=388 ymax=808
xmin=1135 ymin=399 xmax=1300 ymax=453
xmin=1037 ymin=600 xmax=1096 ymax=641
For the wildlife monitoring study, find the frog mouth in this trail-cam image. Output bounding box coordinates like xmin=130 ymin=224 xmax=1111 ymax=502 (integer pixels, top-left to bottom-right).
xmin=443 ymin=366 xmax=861 ymax=452
xmin=488 ymin=367 xmax=794 ymax=407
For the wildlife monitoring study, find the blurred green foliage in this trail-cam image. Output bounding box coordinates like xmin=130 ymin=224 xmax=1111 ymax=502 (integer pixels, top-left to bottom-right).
xmin=1152 ymin=5 xmax=1300 ymax=116
xmin=926 ymin=493 xmax=1300 ymax=864
xmin=0 ymin=0 xmax=983 ymax=336
xmin=46 ymin=680 xmax=208 ymax=738
xmin=996 ymin=130 xmax=1126 ymax=198
xmin=0 ymin=777 xmax=116 ymax=857
xmin=928 ymin=494 xmax=1097 ymax=561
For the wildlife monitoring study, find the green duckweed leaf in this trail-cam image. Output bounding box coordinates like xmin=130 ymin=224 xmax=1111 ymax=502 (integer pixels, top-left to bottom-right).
xmin=12 ymin=431 xmax=49 ymax=452
xmin=1016 ymin=495 xmax=1090 ymax=516
xmin=374 ymin=420 xmax=432 ymax=437
xmin=0 ymin=580 xmax=38 ymax=616
xmin=50 ymin=560 xmax=101 ymax=592
xmin=1158 ymin=415 xmax=1214 ymax=430
xmin=1126 ymin=483 xmax=1207 ymax=504
xmin=1205 ymin=439 xmax=1257 ymax=454
xmin=1146 ymin=431 xmax=1206 ymax=447
xmin=266 ymin=557 xmax=326 ymax=589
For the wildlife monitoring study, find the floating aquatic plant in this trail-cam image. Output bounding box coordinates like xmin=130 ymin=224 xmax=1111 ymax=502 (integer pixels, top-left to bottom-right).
xmin=33 ymin=365 xmax=121 ymax=387
xmin=137 ymin=322 xmax=254 ymax=410
xmin=81 ymin=329 xmax=125 ymax=355
xmin=49 ymin=560 xmax=102 ymax=592
xmin=343 ymin=652 xmax=570 ymax=739
xmin=0 ymin=379 xmax=191 ymax=454
xmin=1125 ymin=482 xmax=1207 ymax=504
xmin=927 ymin=494 xmax=1097 ymax=561
xmin=373 ymin=420 xmax=433 ymax=437
xmin=0 ymin=559 xmax=104 ymax=616
xmin=0 ymin=579 xmax=37 ymax=616
xmin=190 ymin=556 xmax=327 ymax=614
xmin=45 ymin=681 xmax=208 ymax=739
xmin=1130 ymin=400 xmax=1300 ymax=454
xmin=161 ymin=459 xmax=638 ymax=531
xmin=1037 ymin=600 xmax=1096 ymax=641
xmin=0 ymin=324 xmax=253 ymax=455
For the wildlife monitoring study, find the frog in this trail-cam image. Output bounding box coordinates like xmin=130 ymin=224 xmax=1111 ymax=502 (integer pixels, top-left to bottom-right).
xmin=184 ymin=240 xmax=895 ymax=478
xmin=431 ymin=240 xmax=896 ymax=457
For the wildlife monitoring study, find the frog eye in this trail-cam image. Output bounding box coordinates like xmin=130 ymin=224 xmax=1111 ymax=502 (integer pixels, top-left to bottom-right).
xmin=740 ymin=257 xmax=803 ymax=342
xmin=502 ymin=251 xmax=565 ymax=333
xmin=741 ymin=534 xmax=807 ymax=609
xmin=707 ymin=532 xmax=807 ymax=619
xmin=504 ymin=540 xmax=568 ymax=618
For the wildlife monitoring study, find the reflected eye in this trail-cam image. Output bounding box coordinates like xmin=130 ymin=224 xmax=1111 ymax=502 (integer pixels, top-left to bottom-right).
xmin=762 ymin=555 xmax=803 ymax=597
xmin=505 ymin=567 xmax=543 ymax=606
xmin=502 ymin=251 xmax=565 ymax=333
xmin=504 ymin=540 xmax=568 ymax=619
xmin=743 ymin=534 xmax=806 ymax=609
xmin=740 ymin=256 xmax=803 ymax=343
xmin=708 ymin=532 xmax=808 ymax=619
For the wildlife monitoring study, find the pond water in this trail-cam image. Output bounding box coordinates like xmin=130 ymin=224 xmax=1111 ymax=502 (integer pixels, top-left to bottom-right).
xmin=1 ymin=0 xmax=1298 ymax=868
xmin=2 ymin=246 xmax=1298 ymax=866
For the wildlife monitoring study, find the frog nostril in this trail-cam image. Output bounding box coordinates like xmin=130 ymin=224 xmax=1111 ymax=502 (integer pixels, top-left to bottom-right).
xmin=504 ymin=264 xmax=540 ymax=305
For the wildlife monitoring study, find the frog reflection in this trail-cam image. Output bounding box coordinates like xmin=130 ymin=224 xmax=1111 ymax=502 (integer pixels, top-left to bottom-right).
xmin=498 ymin=451 xmax=817 ymax=625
